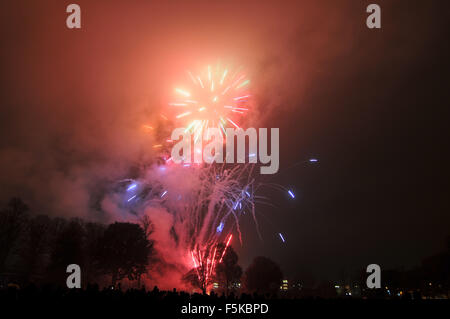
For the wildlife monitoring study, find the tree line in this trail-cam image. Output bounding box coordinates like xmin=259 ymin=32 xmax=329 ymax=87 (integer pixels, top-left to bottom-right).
xmin=0 ymin=197 xmax=284 ymax=295
xmin=0 ymin=197 xmax=153 ymax=287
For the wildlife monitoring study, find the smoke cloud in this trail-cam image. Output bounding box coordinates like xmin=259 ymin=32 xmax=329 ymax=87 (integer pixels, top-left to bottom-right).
xmin=0 ymin=0 xmax=443 ymax=283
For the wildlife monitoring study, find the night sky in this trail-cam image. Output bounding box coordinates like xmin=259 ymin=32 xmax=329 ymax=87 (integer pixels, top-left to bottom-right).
xmin=1 ymin=1 xmax=449 ymax=282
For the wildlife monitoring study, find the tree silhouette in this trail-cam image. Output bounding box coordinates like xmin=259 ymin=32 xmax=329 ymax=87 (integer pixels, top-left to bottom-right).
xmin=47 ymin=218 xmax=85 ymax=284
xmin=243 ymin=256 xmax=283 ymax=295
xmin=19 ymin=214 xmax=51 ymax=281
xmin=82 ymin=222 xmax=106 ymax=285
xmin=182 ymin=245 xmax=219 ymax=294
xmin=182 ymin=257 xmax=210 ymax=294
xmin=139 ymin=215 xmax=154 ymax=238
xmin=97 ymin=222 xmax=151 ymax=286
xmin=136 ymin=215 xmax=155 ymax=287
xmin=0 ymin=198 xmax=29 ymax=272
xmin=182 ymin=268 xmax=204 ymax=293
xmin=215 ymin=245 xmax=242 ymax=296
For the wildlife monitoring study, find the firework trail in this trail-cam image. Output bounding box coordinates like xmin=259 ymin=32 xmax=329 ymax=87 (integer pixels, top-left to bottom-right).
xmin=114 ymin=63 xmax=299 ymax=290
xmin=117 ymin=162 xmax=260 ymax=288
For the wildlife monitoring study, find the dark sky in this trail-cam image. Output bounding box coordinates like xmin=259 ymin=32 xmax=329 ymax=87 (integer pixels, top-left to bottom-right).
xmin=1 ymin=0 xmax=449 ymax=281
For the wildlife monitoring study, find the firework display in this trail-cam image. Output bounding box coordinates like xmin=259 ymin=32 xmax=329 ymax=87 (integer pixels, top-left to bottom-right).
xmin=168 ymin=64 xmax=250 ymax=140
xmin=119 ymin=161 xmax=258 ymax=287
xmin=2 ymin=1 xmax=446 ymax=309
xmin=115 ymin=64 xmax=299 ymax=291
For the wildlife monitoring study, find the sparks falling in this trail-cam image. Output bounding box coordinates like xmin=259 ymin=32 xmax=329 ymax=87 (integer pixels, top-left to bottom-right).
xmin=189 ymin=234 xmax=233 ymax=287
xmin=124 ymin=62 xmax=302 ymax=292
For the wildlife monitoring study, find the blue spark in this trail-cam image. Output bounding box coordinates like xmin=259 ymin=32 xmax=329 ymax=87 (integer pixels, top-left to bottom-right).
xmin=288 ymin=190 xmax=295 ymax=198
xmin=127 ymin=195 xmax=137 ymax=202
xmin=161 ymin=190 xmax=168 ymax=198
xmin=127 ymin=184 xmax=137 ymax=191
xmin=279 ymin=233 xmax=286 ymax=243
xmin=216 ymin=222 xmax=224 ymax=233
xmin=245 ymin=191 xmax=250 ymax=197
xmin=309 ymin=158 xmax=318 ymax=163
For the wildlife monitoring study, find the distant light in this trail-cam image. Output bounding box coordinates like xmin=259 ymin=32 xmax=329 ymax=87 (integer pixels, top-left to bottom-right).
xmin=127 ymin=195 xmax=137 ymax=202
xmin=309 ymin=158 xmax=318 ymax=163
xmin=249 ymin=153 xmax=256 ymax=158
xmin=161 ymin=191 xmax=168 ymax=198
xmin=278 ymin=233 xmax=286 ymax=243
xmin=183 ymin=164 xmax=191 ymax=167
xmin=216 ymin=222 xmax=224 ymax=233
xmin=127 ymin=184 xmax=137 ymax=191
xmin=288 ymin=190 xmax=295 ymax=198
xmin=334 ymin=285 xmax=340 ymax=288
